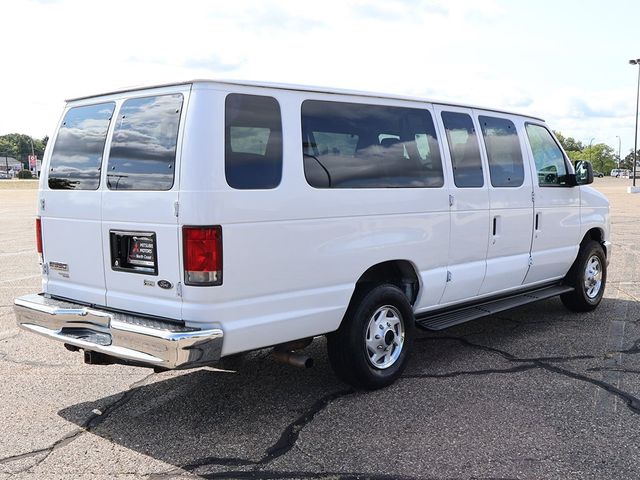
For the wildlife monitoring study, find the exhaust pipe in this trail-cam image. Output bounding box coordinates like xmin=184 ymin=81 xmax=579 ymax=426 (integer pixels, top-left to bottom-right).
xmin=272 ymin=350 xmax=314 ymax=369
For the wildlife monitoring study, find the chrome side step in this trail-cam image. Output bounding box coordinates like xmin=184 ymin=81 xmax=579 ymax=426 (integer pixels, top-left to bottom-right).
xmin=416 ymin=284 xmax=574 ymax=331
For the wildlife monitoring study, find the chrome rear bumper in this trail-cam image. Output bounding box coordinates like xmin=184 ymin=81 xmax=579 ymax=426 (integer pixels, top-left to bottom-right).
xmin=14 ymin=294 xmax=223 ymax=369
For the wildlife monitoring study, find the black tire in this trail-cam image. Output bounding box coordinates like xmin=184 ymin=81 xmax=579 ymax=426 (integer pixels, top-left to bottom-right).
xmin=561 ymin=240 xmax=607 ymax=312
xmin=327 ymin=284 xmax=415 ymax=390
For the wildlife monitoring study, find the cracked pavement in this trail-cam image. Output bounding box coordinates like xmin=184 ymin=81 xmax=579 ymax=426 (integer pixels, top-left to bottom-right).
xmin=1 ymin=178 xmax=640 ymax=480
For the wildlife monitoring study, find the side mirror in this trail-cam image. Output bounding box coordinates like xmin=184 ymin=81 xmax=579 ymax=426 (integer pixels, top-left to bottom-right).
xmin=572 ymin=160 xmax=594 ymax=186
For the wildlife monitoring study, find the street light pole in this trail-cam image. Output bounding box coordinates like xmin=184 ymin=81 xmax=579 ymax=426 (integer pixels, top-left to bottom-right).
xmin=629 ymin=58 xmax=640 ymax=187
xmin=616 ymin=135 xmax=621 ymax=168
xmin=588 ymin=137 xmax=595 ymax=164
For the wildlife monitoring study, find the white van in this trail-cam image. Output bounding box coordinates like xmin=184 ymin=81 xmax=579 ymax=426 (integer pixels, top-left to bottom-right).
xmin=14 ymin=80 xmax=611 ymax=389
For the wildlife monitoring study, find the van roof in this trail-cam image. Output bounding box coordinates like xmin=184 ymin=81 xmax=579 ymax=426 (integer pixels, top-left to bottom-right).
xmin=67 ymin=79 xmax=545 ymax=122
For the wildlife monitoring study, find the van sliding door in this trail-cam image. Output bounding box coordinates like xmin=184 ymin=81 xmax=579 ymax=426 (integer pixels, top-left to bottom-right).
xmin=435 ymin=106 xmax=490 ymax=305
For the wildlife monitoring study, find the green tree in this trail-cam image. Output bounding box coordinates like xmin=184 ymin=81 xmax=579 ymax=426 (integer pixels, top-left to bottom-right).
xmin=0 ymin=138 xmax=17 ymax=157
xmin=0 ymin=133 xmax=48 ymax=168
xmin=553 ymin=131 xmax=584 ymax=152
xmin=567 ymin=143 xmax=616 ymax=174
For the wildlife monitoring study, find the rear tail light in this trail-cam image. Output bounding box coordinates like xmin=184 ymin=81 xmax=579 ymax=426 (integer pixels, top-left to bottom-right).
xmin=183 ymin=226 xmax=222 ymax=286
xmin=35 ymin=217 xmax=43 ymax=255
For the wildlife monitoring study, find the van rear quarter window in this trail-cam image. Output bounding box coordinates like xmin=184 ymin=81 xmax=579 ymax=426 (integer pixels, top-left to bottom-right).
xmin=48 ymin=102 xmax=115 ymax=190
xmin=107 ymin=94 xmax=183 ymax=191
xmin=225 ymin=94 xmax=283 ymax=189
xmin=301 ymin=101 xmax=443 ymax=188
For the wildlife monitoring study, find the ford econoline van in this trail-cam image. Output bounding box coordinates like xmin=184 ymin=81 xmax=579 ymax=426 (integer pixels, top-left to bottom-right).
xmin=14 ymin=80 xmax=611 ymax=389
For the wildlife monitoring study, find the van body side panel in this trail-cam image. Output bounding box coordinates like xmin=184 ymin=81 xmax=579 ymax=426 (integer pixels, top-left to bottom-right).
xmin=179 ymin=88 xmax=449 ymax=355
xmin=579 ymin=186 xmax=611 ymax=245
xmin=186 ymin=213 xmax=448 ymax=356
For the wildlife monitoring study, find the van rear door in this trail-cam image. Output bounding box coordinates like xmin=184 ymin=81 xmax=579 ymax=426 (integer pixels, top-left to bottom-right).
xmin=42 ymin=102 xmax=116 ymax=306
xmin=101 ymin=89 xmax=188 ymax=320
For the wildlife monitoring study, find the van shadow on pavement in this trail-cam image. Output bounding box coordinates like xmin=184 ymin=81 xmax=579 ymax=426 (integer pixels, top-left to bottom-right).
xmin=57 ymin=296 xmax=640 ymax=479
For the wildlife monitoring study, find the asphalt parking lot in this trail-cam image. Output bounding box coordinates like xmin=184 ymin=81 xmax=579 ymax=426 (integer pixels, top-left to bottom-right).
xmin=1 ymin=178 xmax=640 ymax=480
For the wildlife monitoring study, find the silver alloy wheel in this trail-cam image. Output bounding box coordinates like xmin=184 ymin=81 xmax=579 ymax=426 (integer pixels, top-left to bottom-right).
xmin=365 ymin=305 xmax=405 ymax=369
xmin=584 ymin=254 xmax=603 ymax=299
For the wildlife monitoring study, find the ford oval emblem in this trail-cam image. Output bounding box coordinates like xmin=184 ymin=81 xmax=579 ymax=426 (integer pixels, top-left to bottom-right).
xmin=158 ymin=280 xmax=173 ymax=290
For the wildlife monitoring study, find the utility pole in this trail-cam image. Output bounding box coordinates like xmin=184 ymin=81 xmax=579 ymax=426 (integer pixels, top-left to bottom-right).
xmin=629 ymin=58 xmax=640 ymax=187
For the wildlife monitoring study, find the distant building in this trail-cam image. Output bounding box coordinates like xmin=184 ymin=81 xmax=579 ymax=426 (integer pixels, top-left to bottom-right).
xmin=0 ymin=156 xmax=23 ymax=175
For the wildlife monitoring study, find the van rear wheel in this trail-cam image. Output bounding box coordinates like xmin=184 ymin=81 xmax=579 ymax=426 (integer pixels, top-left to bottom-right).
xmin=327 ymin=284 xmax=414 ymax=390
xmin=561 ymin=240 xmax=607 ymax=312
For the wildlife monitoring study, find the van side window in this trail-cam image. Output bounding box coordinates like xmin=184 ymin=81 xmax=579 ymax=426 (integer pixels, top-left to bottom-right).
xmin=441 ymin=112 xmax=483 ymax=188
xmin=225 ymin=94 xmax=283 ymax=189
xmin=302 ymin=101 xmax=443 ymax=188
xmin=478 ymin=116 xmax=524 ymax=188
xmin=48 ymin=103 xmax=115 ymax=190
xmin=525 ymin=124 xmax=569 ymax=186
xmin=107 ymin=94 xmax=183 ymax=191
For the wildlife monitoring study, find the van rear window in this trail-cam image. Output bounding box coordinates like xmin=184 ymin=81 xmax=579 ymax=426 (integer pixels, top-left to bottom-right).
xmin=301 ymin=101 xmax=443 ymax=188
xmin=48 ymin=103 xmax=115 ymax=190
xmin=107 ymin=94 xmax=183 ymax=191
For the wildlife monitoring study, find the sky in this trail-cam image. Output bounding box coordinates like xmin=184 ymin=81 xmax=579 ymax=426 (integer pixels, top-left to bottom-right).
xmin=2 ymin=0 xmax=640 ymax=157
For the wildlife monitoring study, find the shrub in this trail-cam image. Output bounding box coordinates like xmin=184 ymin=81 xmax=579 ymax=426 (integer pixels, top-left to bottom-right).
xmin=17 ymin=170 xmax=33 ymax=179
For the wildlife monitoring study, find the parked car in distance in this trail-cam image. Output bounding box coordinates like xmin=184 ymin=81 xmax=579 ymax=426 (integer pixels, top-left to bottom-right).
xmin=594 ymin=170 xmax=604 ymax=178
xmin=14 ymin=80 xmax=611 ymax=389
xmin=611 ymin=168 xmax=631 ymax=177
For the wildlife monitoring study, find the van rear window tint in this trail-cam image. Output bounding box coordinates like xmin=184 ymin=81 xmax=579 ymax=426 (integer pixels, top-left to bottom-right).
xmin=225 ymin=94 xmax=283 ymax=189
xmin=107 ymin=94 xmax=183 ymax=191
xmin=48 ymin=103 xmax=115 ymax=190
xmin=478 ymin=116 xmax=524 ymax=188
xmin=302 ymin=101 xmax=443 ymax=188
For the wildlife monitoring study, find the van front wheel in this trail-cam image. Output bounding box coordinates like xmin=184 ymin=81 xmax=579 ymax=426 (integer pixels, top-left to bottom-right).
xmin=327 ymin=284 xmax=414 ymax=390
xmin=561 ymin=240 xmax=607 ymax=312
